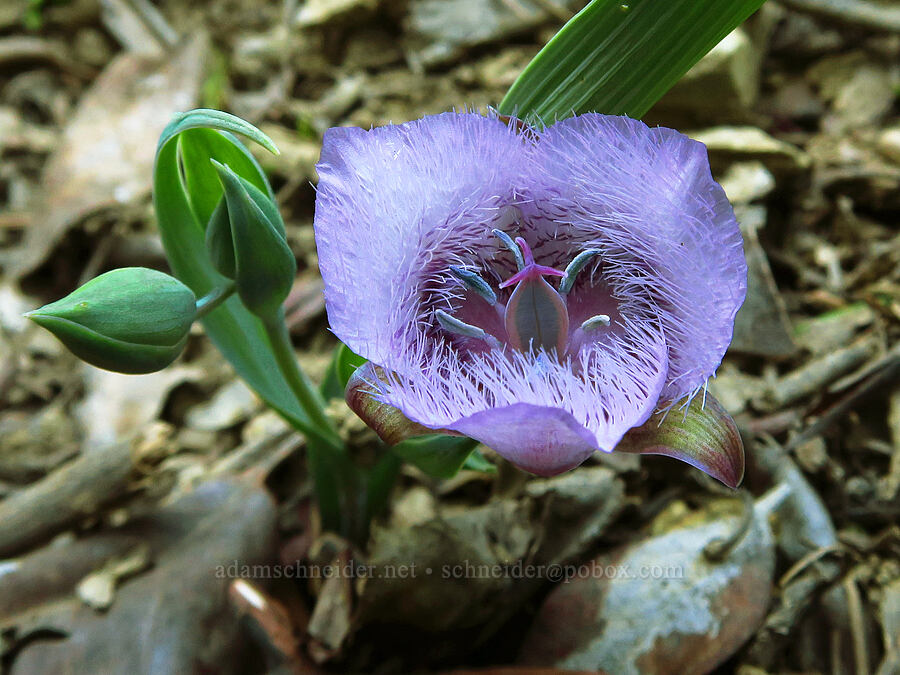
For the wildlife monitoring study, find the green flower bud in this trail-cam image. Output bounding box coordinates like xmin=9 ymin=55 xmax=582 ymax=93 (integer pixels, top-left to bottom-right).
xmin=209 ymin=160 xmax=296 ymax=319
xmin=26 ymin=267 xmax=196 ymax=374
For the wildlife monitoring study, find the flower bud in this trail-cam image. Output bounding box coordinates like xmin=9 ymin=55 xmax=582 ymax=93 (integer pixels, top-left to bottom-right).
xmin=26 ymin=267 xmax=196 ymax=374
xmin=210 ymin=160 xmax=296 ymax=319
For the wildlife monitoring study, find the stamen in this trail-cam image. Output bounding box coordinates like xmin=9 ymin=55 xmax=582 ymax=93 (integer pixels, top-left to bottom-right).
xmin=559 ymin=249 xmax=602 ymax=295
xmin=448 ymin=266 xmax=497 ymax=305
xmin=492 ymin=229 xmax=525 ymax=271
xmin=435 ymin=310 xmax=502 ymax=349
xmin=581 ymin=314 xmax=611 ymax=331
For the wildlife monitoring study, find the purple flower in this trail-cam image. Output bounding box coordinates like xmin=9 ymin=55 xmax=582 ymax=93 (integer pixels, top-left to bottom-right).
xmin=314 ymin=112 xmax=746 ymax=483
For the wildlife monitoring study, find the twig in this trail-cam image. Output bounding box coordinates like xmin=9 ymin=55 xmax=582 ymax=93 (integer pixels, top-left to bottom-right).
xmin=704 ymin=489 xmax=755 ymax=560
xmin=0 ymin=443 xmax=135 ymax=558
xmin=844 ymin=572 xmax=871 ymax=675
xmin=779 ymin=544 xmax=843 ymax=586
xmin=788 ymin=343 xmax=900 ymax=451
xmin=761 ymin=337 xmax=877 ymax=410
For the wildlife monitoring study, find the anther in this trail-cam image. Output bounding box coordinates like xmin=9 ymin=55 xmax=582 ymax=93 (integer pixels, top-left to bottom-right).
xmin=435 ymin=310 xmax=503 ymax=349
xmin=581 ymin=314 xmax=611 ymax=331
xmin=492 ymin=229 xmax=525 ymax=271
xmin=559 ymin=249 xmax=602 ymax=295
xmin=448 ymin=266 xmax=497 ymax=305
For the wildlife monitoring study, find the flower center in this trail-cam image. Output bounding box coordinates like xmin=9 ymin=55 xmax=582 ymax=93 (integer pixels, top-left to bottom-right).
xmin=434 ymin=232 xmax=610 ymax=356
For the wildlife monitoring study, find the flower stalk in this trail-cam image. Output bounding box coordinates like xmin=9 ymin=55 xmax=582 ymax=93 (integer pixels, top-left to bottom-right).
xmin=194 ymin=281 xmax=236 ymax=319
xmin=262 ymin=312 xmax=345 ymax=454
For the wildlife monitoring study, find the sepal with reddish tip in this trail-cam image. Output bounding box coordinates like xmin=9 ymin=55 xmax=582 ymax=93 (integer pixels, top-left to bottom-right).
xmin=345 ymin=362 xmax=437 ymax=445
xmin=615 ymin=393 xmax=745 ymax=488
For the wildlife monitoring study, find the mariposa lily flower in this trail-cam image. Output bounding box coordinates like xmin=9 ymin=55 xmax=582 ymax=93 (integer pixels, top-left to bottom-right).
xmin=314 ymin=112 xmax=747 ymax=486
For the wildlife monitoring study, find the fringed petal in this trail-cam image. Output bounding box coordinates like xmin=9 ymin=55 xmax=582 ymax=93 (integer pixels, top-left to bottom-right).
xmin=314 ymin=113 xmax=529 ymax=369
xmin=526 ymin=114 xmax=747 ymax=403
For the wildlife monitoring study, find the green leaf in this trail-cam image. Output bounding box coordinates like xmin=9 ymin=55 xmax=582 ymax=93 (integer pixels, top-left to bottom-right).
xmin=392 ymin=435 xmax=480 ymax=480
xmin=498 ymin=0 xmax=766 ymax=123
xmin=153 ymin=109 xmax=311 ymax=433
xmin=462 ymin=448 xmax=497 ymax=474
xmin=321 ymin=342 xmax=368 ymax=401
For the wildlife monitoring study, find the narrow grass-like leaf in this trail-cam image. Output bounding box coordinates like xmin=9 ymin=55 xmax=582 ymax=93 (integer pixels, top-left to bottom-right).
xmin=499 ymin=0 xmax=766 ymax=123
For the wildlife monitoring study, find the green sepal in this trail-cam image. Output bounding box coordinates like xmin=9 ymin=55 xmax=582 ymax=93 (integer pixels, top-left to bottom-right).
xmin=616 ymin=393 xmax=745 ymax=488
xmin=26 ymin=267 xmax=196 ymax=374
xmin=346 ymin=362 xmax=484 ymax=479
xmin=205 ymin=197 xmax=236 ymax=279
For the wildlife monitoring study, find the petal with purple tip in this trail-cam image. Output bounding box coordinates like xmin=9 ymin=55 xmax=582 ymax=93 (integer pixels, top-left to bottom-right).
xmin=448 ymin=403 xmax=599 ymax=476
xmin=615 ymin=393 xmax=745 ymax=488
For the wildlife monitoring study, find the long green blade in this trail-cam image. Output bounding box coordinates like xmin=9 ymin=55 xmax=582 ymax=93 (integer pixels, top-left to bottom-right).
xmin=499 ymin=0 xmax=766 ymax=122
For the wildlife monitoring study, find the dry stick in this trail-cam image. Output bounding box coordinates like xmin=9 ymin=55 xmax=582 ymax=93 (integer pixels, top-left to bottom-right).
xmin=764 ymin=337 xmax=878 ymax=410
xmin=0 ymin=442 xmax=135 ymax=559
xmin=844 ymin=572 xmax=871 ymax=675
xmin=779 ymin=0 xmax=900 ymax=33
xmin=788 ymin=344 xmax=900 ymax=451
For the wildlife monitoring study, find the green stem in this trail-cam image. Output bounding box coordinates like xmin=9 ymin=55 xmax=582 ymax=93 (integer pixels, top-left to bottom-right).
xmin=195 ymin=281 xmax=236 ymax=319
xmin=262 ymin=312 xmax=344 ymax=453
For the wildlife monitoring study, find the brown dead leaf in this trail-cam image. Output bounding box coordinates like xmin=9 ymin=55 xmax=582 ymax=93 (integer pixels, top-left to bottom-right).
xmin=8 ymin=32 xmax=208 ymax=279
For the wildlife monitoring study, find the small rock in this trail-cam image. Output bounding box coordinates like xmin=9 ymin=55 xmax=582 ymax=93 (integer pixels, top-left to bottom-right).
xmin=807 ymin=52 xmax=896 ymax=131
xmin=793 ymin=436 xmax=827 ymax=474
xmin=729 ymin=205 xmax=796 ymax=358
xmin=185 ymin=379 xmax=260 ymax=432
xmin=707 ymin=364 xmax=764 ymax=415
xmin=692 ymin=126 xmax=811 ymax=175
xmin=294 ymin=0 xmax=380 ymax=28
xmin=519 ymin=498 xmax=776 ymax=675
xmin=793 ymin=303 xmax=875 ymax=355
xmin=390 ymin=486 xmax=437 ymax=530
xmin=876 ymin=126 xmax=900 ymax=165
xmin=241 ymin=409 xmax=291 ymax=444
xmin=76 ymin=572 xmax=116 ymax=611
xmin=763 ymin=78 xmax=824 ymax=125
xmin=652 ymin=29 xmax=760 ymax=125
xmin=404 ymin=0 xmax=579 ymax=68
xmin=76 ymin=544 xmax=152 ymax=611
xmin=717 ymin=161 xmax=775 ymax=204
